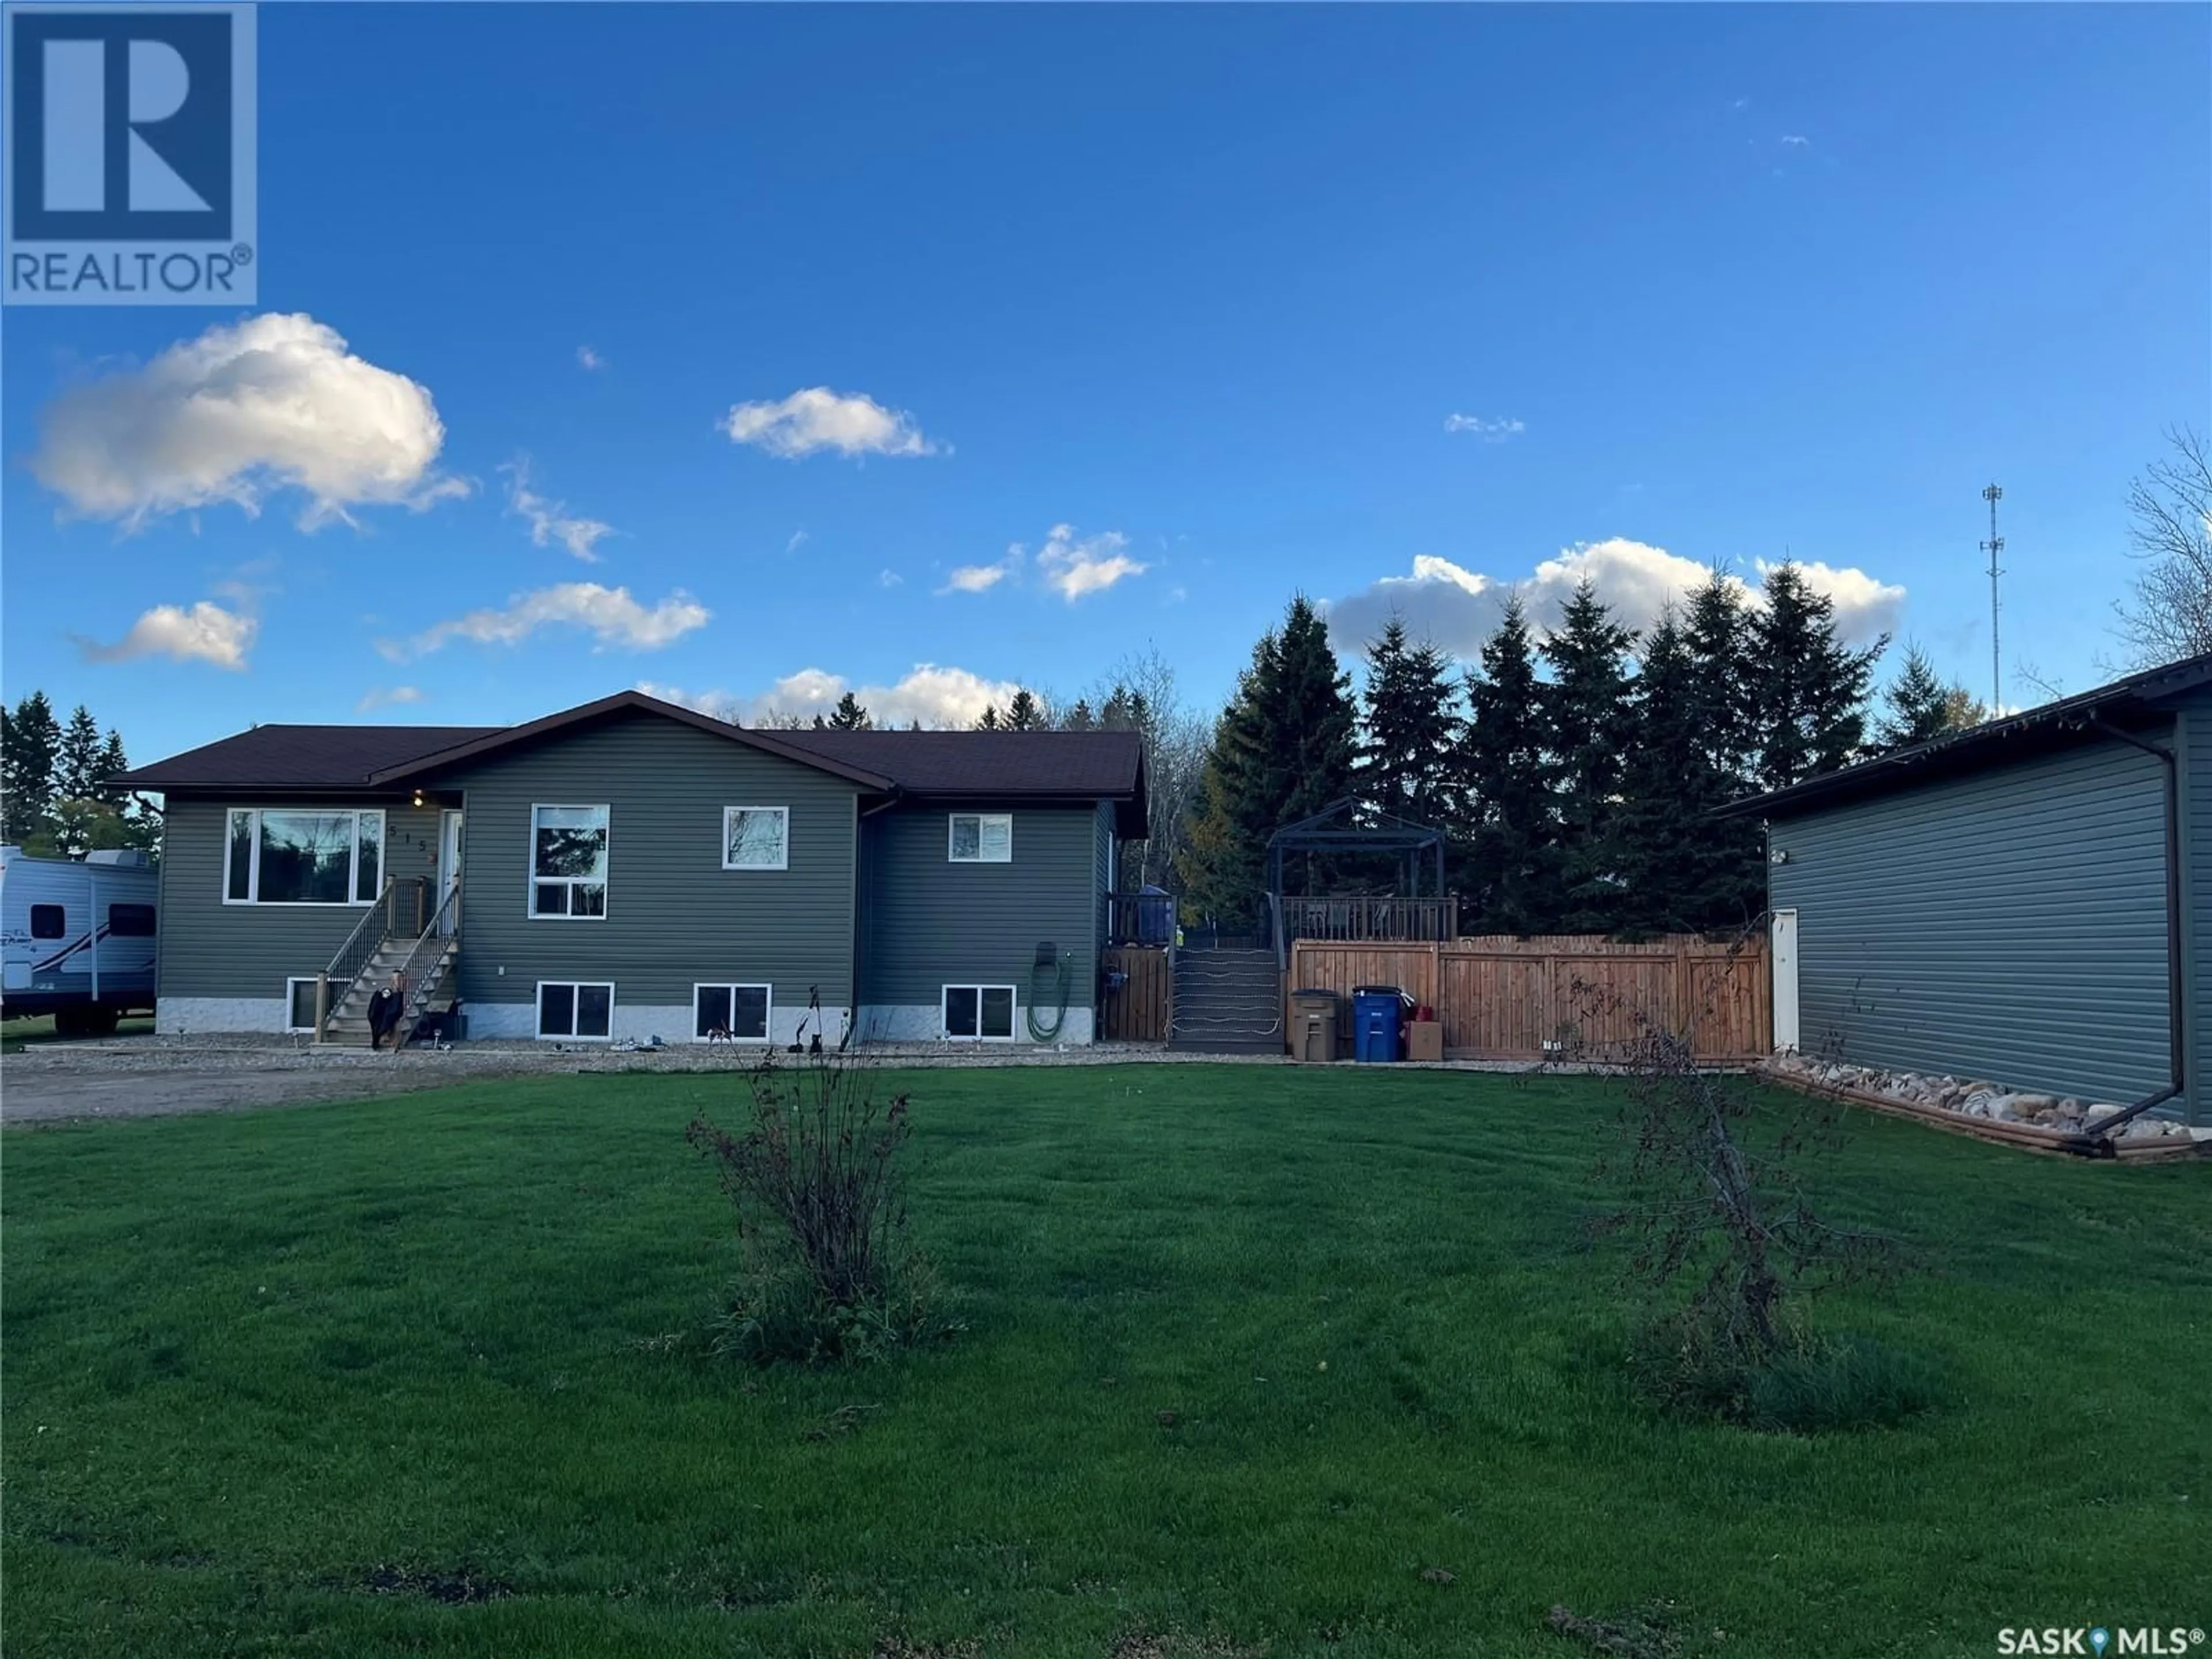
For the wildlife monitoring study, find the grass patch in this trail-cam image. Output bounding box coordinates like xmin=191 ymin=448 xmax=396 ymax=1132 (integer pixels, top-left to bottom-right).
xmin=6 ymin=1065 xmax=2209 ymax=1657
xmin=1 ymin=1013 xmax=154 ymax=1053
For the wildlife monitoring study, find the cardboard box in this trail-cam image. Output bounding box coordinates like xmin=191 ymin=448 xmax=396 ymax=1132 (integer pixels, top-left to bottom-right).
xmin=1406 ymin=1020 xmax=1443 ymax=1062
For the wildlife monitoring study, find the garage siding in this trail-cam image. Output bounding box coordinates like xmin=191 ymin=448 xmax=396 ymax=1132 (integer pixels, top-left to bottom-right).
xmin=1769 ymin=736 xmax=2173 ymax=1107
xmin=2181 ymin=691 xmax=2212 ymax=1125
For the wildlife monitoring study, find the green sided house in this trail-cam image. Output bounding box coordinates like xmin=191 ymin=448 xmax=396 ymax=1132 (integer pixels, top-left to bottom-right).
xmin=114 ymin=691 xmax=1145 ymax=1047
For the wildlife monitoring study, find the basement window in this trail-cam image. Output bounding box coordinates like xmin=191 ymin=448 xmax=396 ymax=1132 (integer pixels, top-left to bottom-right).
xmin=943 ymin=984 xmax=1016 ymax=1041
xmin=693 ymin=983 xmax=770 ymax=1043
xmin=537 ymin=980 xmax=614 ymax=1041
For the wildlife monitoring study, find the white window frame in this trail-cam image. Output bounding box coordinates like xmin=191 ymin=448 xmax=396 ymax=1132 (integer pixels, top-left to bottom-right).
xmin=948 ymin=812 xmax=1013 ymax=864
xmin=721 ymin=806 xmax=790 ymax=872
xmin=285 ymin=976 xmax=321 ymax=1033
xmin=691 ymin=982 xmax=773 ymax=1044
xmin=536 ymin=979 xmax=615 ymax=1042
xmin=529 ymin=804 xmax=611 ymax=922
xmin=222 ymin=808 xmax=386 ymax=907
xmin=942 ymin=983 xmax=1018 ymax=1042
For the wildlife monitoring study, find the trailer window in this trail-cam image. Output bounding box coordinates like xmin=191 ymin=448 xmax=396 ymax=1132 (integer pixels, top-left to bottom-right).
xmin=108 ymin=903 xmax=156 ymax=937
xmin=29 ymin=904 xmax=64 ymax=939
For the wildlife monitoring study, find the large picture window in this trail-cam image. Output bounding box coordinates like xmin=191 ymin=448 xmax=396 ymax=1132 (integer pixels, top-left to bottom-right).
xmin=693 ymin=983 xmax=770 ymax=1043
xmin=224 ymin=809 xmax=384 ymax=905
xmin=722 ymin=806 xmax=789 ymax=870
xmin=537 ymin=980 xmax=613 ymax=1040
xmin=943 ymin=984 xmax=1016 ymax=1041
xmin=532 ymin=805 xmax=609 ymax=918
xmin=948 ymin=812 xmax=1012 ymax=863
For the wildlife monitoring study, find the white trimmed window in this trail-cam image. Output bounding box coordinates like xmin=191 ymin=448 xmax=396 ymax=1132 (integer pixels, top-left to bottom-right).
xmin=943 ymin=984 xmax=1016 ymax=1041
xmin=537 ymin=981 xmax=613 ymax=1040
xmin=722 ymin=806 xmax=789 ymax=870
xmin=948 ymin=812 xmax=1012 ymax=863
xmin=531 ymin=805 xmax=609 ymax=919
xmin=286 ymin=978 xmax=321 ymax=1033
xmin=693 ymin=983 xmax=771 ymax=1043
xmin=225 ymin=809 xmax=384 ymax=906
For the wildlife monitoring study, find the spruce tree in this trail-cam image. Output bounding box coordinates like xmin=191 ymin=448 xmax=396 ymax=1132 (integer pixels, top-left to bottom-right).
xmin=1059 ymin=699 xmax=1096 ymax=732
xmin=1177 ymin=652 xmax=1277 ymax=926
xmin=57 ymin=704 xmax=104 ymax=802
xmin=1356 ymin=616 xmax=1461 ymax=831
xmin=1005 ymin=689 xmax=1046 ymax=730
xmin=974 ymin=704 xmax=1001 ymax=732
xmin=1751 ymin=563 xmax=1885 ymax=791
xmin=1877 ymin=643 xmax=1978 ymax=751
xmin=1615 ymin=611 xmax=1718 ymax=934
xmin=2 ymin=692 xmax=62 ymax=845
xmin=1540 ymin=579 xmax=1637 ymax=932
xmin=1455 ymin=596 xmax=1562 ymax=934
xmin=1680 ymin=573 xmax=1765 ymax=927
xmin=827 ymin=692 xmax=873 ymax=730
xmin=94 ymin=729 xmax=132 ymax=806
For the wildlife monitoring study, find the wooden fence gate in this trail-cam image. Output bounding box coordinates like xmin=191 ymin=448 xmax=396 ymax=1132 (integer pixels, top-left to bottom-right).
xmin=1286 ymin=934 xmax=1770 ymax=1062
xmin=1100 ymin=946 xmax=1170 ymax=1043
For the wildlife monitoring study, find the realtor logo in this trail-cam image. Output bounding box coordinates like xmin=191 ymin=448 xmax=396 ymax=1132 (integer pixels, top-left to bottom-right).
xmin=4 ymin=2 xmax=256 ymax=304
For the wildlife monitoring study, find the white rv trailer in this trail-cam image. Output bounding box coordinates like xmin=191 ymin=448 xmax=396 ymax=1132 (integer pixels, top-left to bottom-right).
xmin=0 ymin=847 xmax=159 ymax=1036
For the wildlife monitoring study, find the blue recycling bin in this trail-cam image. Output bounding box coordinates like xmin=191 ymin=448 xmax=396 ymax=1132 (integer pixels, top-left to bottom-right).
xmin=1353 ymin=988 xmax=1403 ymax=1063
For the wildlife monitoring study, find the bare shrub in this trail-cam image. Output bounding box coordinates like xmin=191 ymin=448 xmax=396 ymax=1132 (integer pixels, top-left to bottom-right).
xmin=687 ymin=1052 xmax=959 ymax=1366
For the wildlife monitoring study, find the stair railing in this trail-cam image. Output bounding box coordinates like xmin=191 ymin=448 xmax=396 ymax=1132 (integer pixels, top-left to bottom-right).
xmin=324 ymin=877 xmax=418 ymax=990
xmin=393 ymin=881 xmax=461 ymax=1021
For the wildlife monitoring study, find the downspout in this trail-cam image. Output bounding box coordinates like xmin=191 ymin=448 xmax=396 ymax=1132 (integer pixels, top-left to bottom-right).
xmin=2080 ymin=716 xmax=2186 ymax=1151
xmin=846 ymin=792 xmax=904 ymax=1050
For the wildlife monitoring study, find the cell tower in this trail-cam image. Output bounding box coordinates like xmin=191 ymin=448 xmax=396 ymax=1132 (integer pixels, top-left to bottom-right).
xmin=1980 ymin=483 xmax=2003 ymax=710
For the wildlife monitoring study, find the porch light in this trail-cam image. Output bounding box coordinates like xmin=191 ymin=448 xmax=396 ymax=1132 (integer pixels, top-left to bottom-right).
xmin=412 ymin=789 xmax=427 ymax=809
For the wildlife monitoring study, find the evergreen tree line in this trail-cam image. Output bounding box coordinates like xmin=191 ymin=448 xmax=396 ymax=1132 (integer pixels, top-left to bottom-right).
xmin=1178 ymin=566 xmax=1984 ymax=938
xmin=1 ymin=692 xmax=160 ymax=858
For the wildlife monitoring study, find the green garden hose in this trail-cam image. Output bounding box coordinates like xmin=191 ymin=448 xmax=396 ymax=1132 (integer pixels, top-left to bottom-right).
xmin=1026 ymin=956 xmax=1073 ymax=1041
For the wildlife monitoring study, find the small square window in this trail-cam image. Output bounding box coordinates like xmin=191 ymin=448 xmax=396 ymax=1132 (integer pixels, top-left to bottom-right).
xmin=949 ymin=813 xmax=1012 ymax=863
xmin=29 ymin=903 xmax=65 ymax=940
xmin=723 ymin=806 xmax=789 ymax=870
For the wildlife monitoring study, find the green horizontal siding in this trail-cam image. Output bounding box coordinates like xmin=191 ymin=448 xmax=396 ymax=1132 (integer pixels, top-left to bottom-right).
xmin=155 ymin=796 xmax=440 ymax=1000
xmin=2179 ymin=691 xmax=2211 ymax=1126
xmin=444 ymin=709 xmax=860 ymax=1009
xmin=859 ymin=804 xmax=1101 ymax=1010
xmin=1771 ymin=733 xmax=2173 ymax=1107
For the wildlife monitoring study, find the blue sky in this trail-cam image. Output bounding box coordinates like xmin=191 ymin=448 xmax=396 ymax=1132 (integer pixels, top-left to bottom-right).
xmin=5 ymin=3 xmax=2207 ymax=760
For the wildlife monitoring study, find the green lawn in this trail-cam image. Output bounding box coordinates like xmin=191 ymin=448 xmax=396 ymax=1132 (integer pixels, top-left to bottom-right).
xmin=6 ymin=1067 xmax=2207 ymax=1658
xmin=2 ymin=1013 xmax=154 ymax=1054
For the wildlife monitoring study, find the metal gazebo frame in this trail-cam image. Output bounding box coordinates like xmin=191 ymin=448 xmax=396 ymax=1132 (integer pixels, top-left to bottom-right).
xmin=1265 ymin=798 xmax=1448 ymax=910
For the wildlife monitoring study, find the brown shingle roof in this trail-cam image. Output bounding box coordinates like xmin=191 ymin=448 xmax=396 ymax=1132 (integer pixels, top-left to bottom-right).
xmin=115 ymin=692 xmax=1149 ymax=830
xmin=113 ymin=725 xmax=498 ymax=790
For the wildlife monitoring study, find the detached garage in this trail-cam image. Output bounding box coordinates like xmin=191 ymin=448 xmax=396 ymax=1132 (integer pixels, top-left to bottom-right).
xmin=1724 ymin=652 xmax=2211 ymax=1128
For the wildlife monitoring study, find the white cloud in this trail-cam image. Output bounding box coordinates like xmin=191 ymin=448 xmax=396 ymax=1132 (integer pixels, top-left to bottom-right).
xmin=1444 ymin=414 xmax=1526 ymax=442
xmin=1781 ymin=134 xmax=1810 ymax=146
xmin=501 ymin=460 xmax=615 ymax=563
xmin=720 ymin=387 xmax=942 ymax=460
xmin=1325 ymin=537 xmax=1904 ymax=658
xmin=77 ymin=600 xmax=257 ymax=671
xmin=1031 ymin=523 xmax=1149 ymax=601
xmin=357 ymin=685 xmax=424 ymax=714
xmin=577 ymin=345 xmax=604 ymax=370
xmin=786 ymin=530 xmax=809 ymax=554
xmin=397 ymin=582 xmax=709 ymax=658
xmin=28 ymin=312 xmax=467 ymax=529
xmin=643 ymin=662 xmax=1024 ymax=730
xmin=940 ymin=550 xmax=1018 ymax=594
xmin=878 ymin=569 xmax=904 ymax=588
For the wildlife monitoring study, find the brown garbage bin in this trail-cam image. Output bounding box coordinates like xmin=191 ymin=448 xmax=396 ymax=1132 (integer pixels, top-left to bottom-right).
xmin=1290 ymin=990 xmax=1340 ymax=1062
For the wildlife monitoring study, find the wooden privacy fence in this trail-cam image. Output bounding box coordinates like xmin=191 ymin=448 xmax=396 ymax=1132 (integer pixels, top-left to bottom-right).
xmin=1100 ymin=946 xmax=1170 ymax=1043
xmin=1286 ymin=934 xmax=1770 ymax=1062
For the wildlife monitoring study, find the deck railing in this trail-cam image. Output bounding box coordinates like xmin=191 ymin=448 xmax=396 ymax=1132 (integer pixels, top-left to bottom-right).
xmin=1106 ymin=891 xmax=1177 ymax=946
xmin=1278 ymin=894 xmax=1458 ymax=944
xmin=393 ymin=881 xmax=461 ymax=1019
xmin=324 ymin=877 xmax=423 ymax=990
